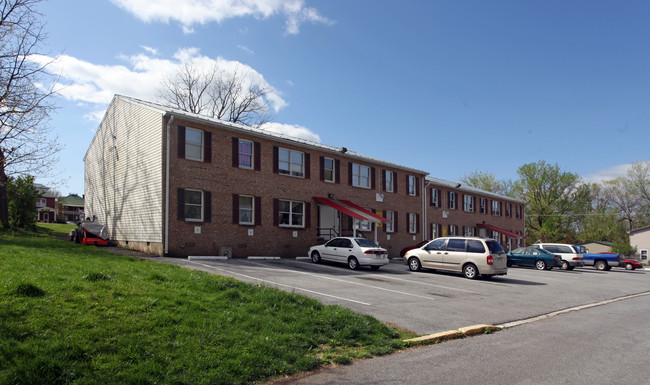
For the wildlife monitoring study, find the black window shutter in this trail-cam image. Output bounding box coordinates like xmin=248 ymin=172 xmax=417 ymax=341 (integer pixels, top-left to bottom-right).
xmin=319 ymin=156 xmax=324 ymax=181
xmin=177 ymin=126 xmax=186 ymax=158
xmin=406 ymin=175 xmax=410 ymax=195
xmin=382 ymin=170 xmax=386 ymax=192
xmin=232 ymin=137 xmax=238 ymax=167
xmin=177 ymin=188 xmax=185 ymax=220
xmin=255 ymin=196 xmax=262 ymax=225
xmin=394 ymin=210 xmax=399 ymax=233
xmin=273 ymin=146 xmax=279 ymax=174
xmin=416 ymin=213 xmax=420 ymax=234
xmin=335 ymin=160 xmax=341 ymax=184
xmin=273 ymin=199 xmax=279 ymax=226
xmin=370 ymin=167 xmax=375 ymax=189
xmin=394 ymin=171 xmax=398 ymax=193
xmin=305 ymin=202 xmax=311 ymax=228
xmin=348 ymin=163 xmax=353 ymax=186
xmin=204 ymin=191 xmax=211 ymax=222
xmin=305 ymin=153 xmax=311 ymax=179
xmin=204 ymin=131 xmax=211 ymax=163
xmin=416 ymin=177 xmax=420 ymax=197
xmin=254 ymin=142 xmax=261 ymax=171
xmin=232 ymin=194 xmax=239 ymax=224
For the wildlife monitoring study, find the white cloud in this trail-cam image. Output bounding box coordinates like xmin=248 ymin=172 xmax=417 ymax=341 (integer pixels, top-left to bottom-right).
xmin=259 ymin=122 xmax=321 ymax=143
xmin=109 ymin=0 xmax=333 ymax=35
xmin=584 ymin=163 xmax=635 ymax=183
xmin=237 ymin=45 xmax=255 ymax=55
xmin=140 ymin=45 xmax=159 ymax=55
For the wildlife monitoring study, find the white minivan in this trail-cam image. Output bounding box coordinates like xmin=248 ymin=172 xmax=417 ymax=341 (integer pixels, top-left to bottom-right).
xmin=531 ymin=243 xmax=584 ymax=270
xmin=403 ymin=237 xmax=508 ymax=279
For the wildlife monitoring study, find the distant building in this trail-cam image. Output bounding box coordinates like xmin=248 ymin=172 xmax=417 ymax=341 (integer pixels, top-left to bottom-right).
xmin=578 ymin=241 xmax=613 ymax=254
xmin=59 ymin=194 xmax=85 ymax=223
xmin=629 ymin=226 xmax=650 ymax=263
xmin=35 ymin=184 xmax=57 ymax=223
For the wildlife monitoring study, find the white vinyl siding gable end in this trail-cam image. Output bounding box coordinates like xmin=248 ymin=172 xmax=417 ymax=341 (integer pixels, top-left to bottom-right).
xmin=84 ymin=97 xmax=164 ymax=243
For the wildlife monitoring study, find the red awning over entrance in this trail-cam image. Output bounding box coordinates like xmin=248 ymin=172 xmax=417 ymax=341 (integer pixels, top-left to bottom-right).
xmin=477 ymin=223 xmax=524 ymax=238
xmin=314 ymin=197 xmax=391 ymax=223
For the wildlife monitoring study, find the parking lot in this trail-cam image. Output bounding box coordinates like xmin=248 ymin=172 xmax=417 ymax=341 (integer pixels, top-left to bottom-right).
xmin=152 ymin=256 xmax=649 ymax=335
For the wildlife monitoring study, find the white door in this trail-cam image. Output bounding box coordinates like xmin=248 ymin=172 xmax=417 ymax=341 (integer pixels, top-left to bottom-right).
xmin=318 ymin=205 xmax=340 ymax=240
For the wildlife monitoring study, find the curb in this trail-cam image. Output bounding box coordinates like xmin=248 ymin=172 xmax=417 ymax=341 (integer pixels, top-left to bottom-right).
xmin=404 ymin=324 xmax=499 ymax=343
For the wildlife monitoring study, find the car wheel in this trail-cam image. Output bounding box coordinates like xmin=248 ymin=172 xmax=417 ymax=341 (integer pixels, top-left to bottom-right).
xmin=535 ymin=260 xmax=546 ymax=270
xmin=625 ymin=263 xmax=635 ymax=270
xmin=311 ymin=251 xmax=321 ymax=264
xmin=370 ymin=265 xmax=381 ymax=271
xmin=595 ymin=260 xmax=607 ymax=271
xmin=463 ymin=263 xmax=478 ymax=280
xmin=567 ymin=266 xmax=575 ymax=271
xmin=348 ymin=257 xmax=359 ymax=270
xmin=560 ymin=260 xmax=569 ymax=270
xmin=408 ymin=257 xmax=421 ymax=272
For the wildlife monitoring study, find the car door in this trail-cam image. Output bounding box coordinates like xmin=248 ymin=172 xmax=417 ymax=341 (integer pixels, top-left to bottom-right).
xmin=442 ymin=238 xmax=467 ymax=272
xmin=322 ymin=238 xmax=345 ymax=262
xmin=509 ymin=247 xmax=525 ymax=265
xmin=419 ymin=238 xmax=446 ymax=269
xmin=333 ymin=238 xmax=354 ymax=263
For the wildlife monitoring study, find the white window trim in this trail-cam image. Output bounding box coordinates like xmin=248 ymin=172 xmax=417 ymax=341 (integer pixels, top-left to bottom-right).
xmin=408 ymin=175 xmax=416 ymax=196
xmin=239 ymin=195 xmax=254 ymax=225
xmin=184 ymin=189 xmax=204 ymax=222
xmin=238 ymin=139 xmax=254 ymax=169
xmin=278 ymin=148 xmax=305 ymax=178
xmin=385 ymin=210 xmax=394 ymax=233
xmin=352 ymin=163 xmax=371 ymax=189
xmin=492 ymin=201 xmax=501 ymax=216
xmin=324 ymin=157 xmax=335 ymax=183
xmin=385 ymin=170 xmax=394 ymax=192
xmin=408 ymin=213 xmax=417 ymax=234
xmin=431 ymin=189 xmax=439 ymax=207
xmin=185 ymin=127 xmax=204 ymax=162
xmin=464 ymin=195 xmax=474 ymax=212
xmin=449 ymin=192 xmax=456 ymax=210
xmin=278 ymin=199 xmax=305 ymax=228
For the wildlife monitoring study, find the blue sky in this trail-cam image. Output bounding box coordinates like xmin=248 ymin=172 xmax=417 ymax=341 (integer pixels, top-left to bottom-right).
xmin=34 ymin=0 xmax=650 ymax=195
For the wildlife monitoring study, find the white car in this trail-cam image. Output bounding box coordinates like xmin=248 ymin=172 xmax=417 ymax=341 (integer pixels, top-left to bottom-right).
xmin=309 ymin=237 xmax=389 ymax=270
xmin=404 ymin=237 xmax=508 ymax=279
xmin=531 ymin=243 xmax=584 ymax=270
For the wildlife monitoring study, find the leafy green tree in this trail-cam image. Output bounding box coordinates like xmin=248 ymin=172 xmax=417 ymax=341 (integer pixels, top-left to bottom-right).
xmin=6 ymin=175 xmax=40 ymax=229
xmin=460 ymin=170 xmax=516 ymax=198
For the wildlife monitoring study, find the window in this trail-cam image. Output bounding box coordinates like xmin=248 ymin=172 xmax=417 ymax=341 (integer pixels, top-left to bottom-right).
xmin=408 ymin=175 xmax=416 ymax=196
xmin=641 ymin=250 xmax=648 ymax=261
xmin=238 ymin=139 xmax=253 ymax=169
xmin=185 ymin=127 xmax=204 ymax=161
xmin=492 ymin=200 xmax=501 ymax=216
xmin=184 ymin=189 xmax=204 ymax=222
xmin=467 ymin=240 xmax=485 ymax=253
xmin=355 ymin=218 xmax=371 ymax=232
xmin=385 ymin=210 xmax=394 ymax=232
xmin=516 ymin=205 xmax=522 ymax=219
xmin=464 ymin=226 xmax=475 ymax=237
xmin=36 ymin=198 xmax=46 ymax=208
xmin=352 ymin=163 xmax=371 ymax=188
xmin=278 ymin=199 xmax=305 ymax=227
xmin=431 ymin=223 xmax=440 ymax=238
xmin=447 ymin=238 xmax=464 ymax=251
xmin=480 ymin=198 xmax=487 ymax=214
xmin=239 ymin=195 xmax=254 ymax=225
xmin=431 ymin=188 xmax=439 ymax=207
xmin=505 ymin=203 xmax=512 ymax=217
xmin=408 ymin=213 xmax=418 ymax=234
xmin=323 ymin=157 xmax=335 ymax=182
xmin=384 ymin=170 xmax=394 ymax=192
xmin=278 ymin=148 xmax=304 ymax=177
xmin=448 ymin=191 xmax=457 ymax=210
xmin=448 ymin=224 xmax=458 ymax=236
xmin=463 ymin=195 xmax=474 ymax=212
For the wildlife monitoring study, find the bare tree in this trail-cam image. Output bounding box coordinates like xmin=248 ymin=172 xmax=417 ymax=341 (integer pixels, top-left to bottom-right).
xmin=159 ymin=60 xmax=272 ymax=127
xmin=0 ymin=0 xmax=60 ymax=227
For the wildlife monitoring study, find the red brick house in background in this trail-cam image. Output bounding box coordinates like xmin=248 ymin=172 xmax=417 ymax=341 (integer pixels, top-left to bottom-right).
xmin=35 ymin=184 xmax=57 ymax=223
xmin=84 ymin=95 xmax=524 ymax=258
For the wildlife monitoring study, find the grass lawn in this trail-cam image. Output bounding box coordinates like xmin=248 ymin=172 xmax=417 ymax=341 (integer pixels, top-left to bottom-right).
xmin=0 ymin=225 xmax=417 ymax=385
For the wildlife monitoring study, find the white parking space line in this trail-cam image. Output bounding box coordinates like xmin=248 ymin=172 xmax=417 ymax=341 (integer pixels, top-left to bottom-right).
xmin=186 ymin=260 xmax=372 ymax=306
xmin=247 ymin=260 xmax=438 ymax=302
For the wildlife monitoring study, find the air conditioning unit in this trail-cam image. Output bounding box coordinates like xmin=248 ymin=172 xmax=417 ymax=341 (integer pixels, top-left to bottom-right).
xmin=442 ymin=211 xmax=449 ymax=218
xmin=219 ymin=246 xmax=232 ymax=258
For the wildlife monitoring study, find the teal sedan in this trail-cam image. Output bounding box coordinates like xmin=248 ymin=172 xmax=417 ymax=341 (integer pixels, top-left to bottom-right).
xmin=507 ymin=247 xmax=562 ymax=270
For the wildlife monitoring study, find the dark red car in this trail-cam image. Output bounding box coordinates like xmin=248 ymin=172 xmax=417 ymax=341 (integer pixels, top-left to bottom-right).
xmin=399 ymin=240 xmax=431 ymax=257
xmin=622 ymin=259 xmax=643 ymax=270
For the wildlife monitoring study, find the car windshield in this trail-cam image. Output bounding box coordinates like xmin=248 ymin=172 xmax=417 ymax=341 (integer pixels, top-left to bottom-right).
xmin=355 ymin=238 xmax=379 ymax=248
xmin=486 ymin=240 xmax=504 ymax=253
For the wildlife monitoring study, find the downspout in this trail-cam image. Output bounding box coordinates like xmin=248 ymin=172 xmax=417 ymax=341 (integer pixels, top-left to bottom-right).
xmin=423 ymin=178 xmax=431 ymax=241
xmin=164 ymin=115 xmax=175 ymax=256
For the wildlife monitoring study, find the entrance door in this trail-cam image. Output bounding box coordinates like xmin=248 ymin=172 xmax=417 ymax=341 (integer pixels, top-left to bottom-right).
xmin=318 ymin=205 xmax=340 ymax=240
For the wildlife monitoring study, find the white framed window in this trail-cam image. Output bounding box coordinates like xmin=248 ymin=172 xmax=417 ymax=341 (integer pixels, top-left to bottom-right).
xmin=431 ymin=188 xmax=439 ymax=207
xmin=278 ymin=148 xmax=304 ymax=177
xmin=463 ymin=195 xmax=474 ymax=212
xmin=36 ymin=198 xmax=47 ymax=208
xmin=480 ymin=198 xmax=487 ymax=214
xmin=408 ymin=175 xmax=416 ymax=196
xmin=516 ymin=205 xmax=522 ymax=219
xmin=352 ymin=163 xmax=371 ymax=188
xmin=238 ymin=139 xmax=253 ymax=169
xmin=184 ymin=189 xmax=204 ymax=222
xmin=323 ymin=157 xmax=335 ymax=182
xmin=385 ymin=170 xmax=394 ymax=192
xmin=464 ymin=226 xmax=475 ymax=236
xmin=641 ymin=250 xmax=648 ymax=261
xmin=448 ymin=224 xmax=458 ymax=236
xmin=506 ymin=203 xmax=512 ymax=217
xmin=278 ymin=199 xmax=305 ymax=228
xmin=385 ymin=210 xmax=394 ymax=232
xmin=355 ymin=218 xmax=371 ymax=232
xmin=448 ymin=191 xmax=456 ymax=210
xmin=431 ymin=223 xmax=439 ymax=238
xmin=492 ymin=200 xmax=501 ymax=216
xmin=408 ymin=213 xmax=417 ymax=234
xmin=185 ymin=127 xmax=204 ymax=161
xmin=239 ymin=195 xmax=254 ymax=225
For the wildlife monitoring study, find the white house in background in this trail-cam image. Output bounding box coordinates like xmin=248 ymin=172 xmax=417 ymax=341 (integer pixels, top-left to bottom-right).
xmin=628 ymin=226 xmax=650 ymax=263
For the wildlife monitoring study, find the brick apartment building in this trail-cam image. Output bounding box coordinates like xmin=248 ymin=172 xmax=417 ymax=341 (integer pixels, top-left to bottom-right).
xmin=84 ymin=95 xmax=524 ymax=258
